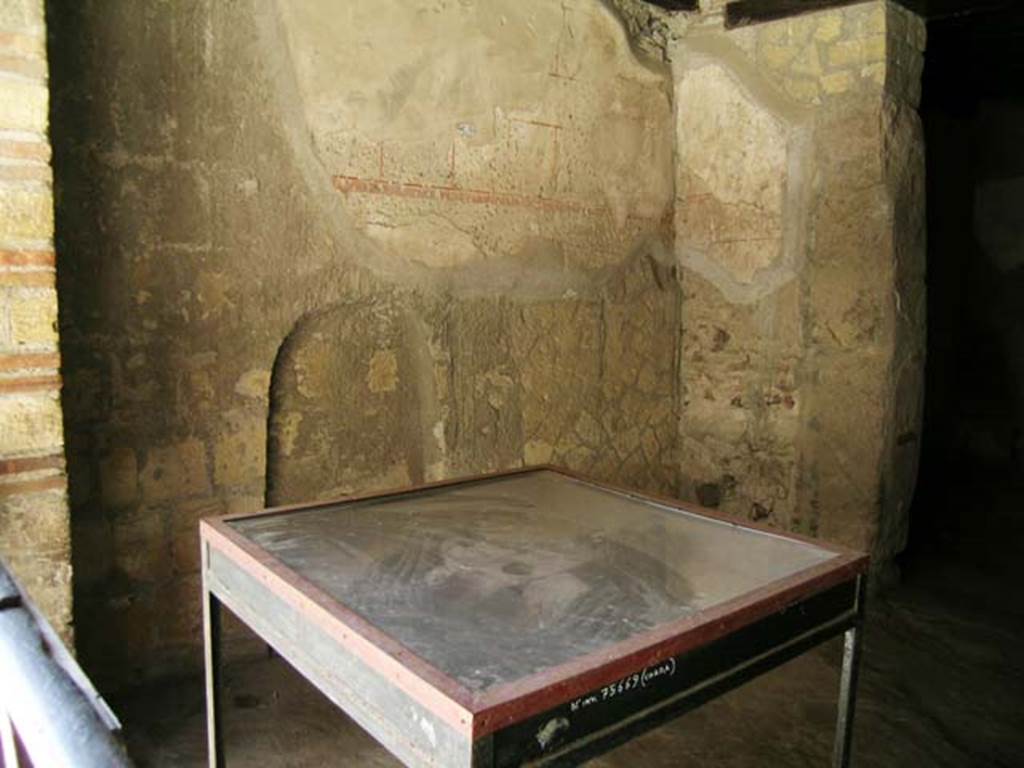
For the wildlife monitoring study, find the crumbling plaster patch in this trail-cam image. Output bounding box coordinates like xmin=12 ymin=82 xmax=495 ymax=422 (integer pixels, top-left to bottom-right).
xmin=674 ymin=32 xmax=814 ymax=304
xmin=266 ymin=0 xmax=675 ymax=285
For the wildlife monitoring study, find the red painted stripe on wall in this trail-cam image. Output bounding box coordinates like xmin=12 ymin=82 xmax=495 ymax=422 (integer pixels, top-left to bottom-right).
xmin=0 ymin=249 xmax=53 ymax=267
xmin=0 ymin=32 xmax=44 ymax=59
xmin=0 ymin=140 xmax=50 ymax=163
xmin=334 ymin=175 xmax=617 ymax=216
xmin=0 ymin=55 xmax=46 ymax=79
xmin=0 ymin=352 xmax=60 ymax=371
xmin=0 ymin=453 xmax=63 ymax=476
xmin=0 ymin=375 xmax=60 ymax=393
xmin=0 ymin=475 xmax=65 ymax=498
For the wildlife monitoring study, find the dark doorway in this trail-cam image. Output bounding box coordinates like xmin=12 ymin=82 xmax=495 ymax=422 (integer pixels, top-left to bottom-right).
xmin=904 ymin=7 xmax=1024 ymax=583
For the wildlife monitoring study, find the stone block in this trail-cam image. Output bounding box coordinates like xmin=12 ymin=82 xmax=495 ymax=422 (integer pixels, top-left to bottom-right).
xmin=759 ymin=16 xmax=815 ymax=47
xmin=0 ymin=185 xmax=53 ymax=239
xmin=0 ymin=0 xmax=44 ymax=32
xmin=862 ymin=63 xmax=886 ymax=87
xmin=821 ymin=71 xmax=855 ymax=96
xmin=8 ymin=289 xmax=58 ymax=346
xmin=814 ymin=13 xmax=843 ymax=43
xmin=851 ymin=1 xmax=887 ymax=38
xmin=0 ymin=76 xmax=46 ymax=133
xmin=0 ymin=392 xmax=63 ymax=452
xmin=0 ymin=487 xmax=69 ymax=554
xmin=828 ymin=36 xmax=886 ymax=69
xmin=759 ymin=44 xmax=797 ymax=70
xmin=140 ymin=438 xmax=211 ymax=503
xmin=790 ymin=44 xmax=822 ymax=77
xmin=783 ymin=77 xmax=820 ymax=104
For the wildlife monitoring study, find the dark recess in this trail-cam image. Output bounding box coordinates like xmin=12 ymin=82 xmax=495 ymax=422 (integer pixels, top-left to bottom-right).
xmin=724 ymin=0 xmax=1015 ymax=29
xmin=903 ymin=5 xmax=1024 ymax=575
xmin=725 ymin=0 xmax=865 ymax=28
xmin=645 ymin=0 xmax=699 ymax=10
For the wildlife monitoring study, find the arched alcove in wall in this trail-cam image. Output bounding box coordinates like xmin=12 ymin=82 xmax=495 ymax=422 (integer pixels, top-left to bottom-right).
xmin=265 ymin=299 xmax=442 ymax=507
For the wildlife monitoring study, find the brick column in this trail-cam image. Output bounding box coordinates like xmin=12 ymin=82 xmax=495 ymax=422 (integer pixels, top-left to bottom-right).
xmin=0 ymin=0 xmax=72 ymax=642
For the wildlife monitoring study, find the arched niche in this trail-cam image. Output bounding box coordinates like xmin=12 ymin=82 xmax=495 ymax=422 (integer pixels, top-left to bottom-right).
xmin=265 ymin=299 xmax=440 ymax=506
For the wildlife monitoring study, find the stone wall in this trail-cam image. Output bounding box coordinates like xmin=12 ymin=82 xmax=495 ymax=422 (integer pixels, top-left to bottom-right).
xmin=0 ymin=0 xmax=72 ymax=641
xmin=50 ymin=0 xmax=679 ymax=689
xmin=48 ymin=0 xmax=926 ymax=690
xmin=671 ymin=1 xmax=927 ymax=570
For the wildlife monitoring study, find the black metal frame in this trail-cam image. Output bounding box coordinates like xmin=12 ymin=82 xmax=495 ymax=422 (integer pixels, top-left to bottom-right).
xmin=489 ymin=578 xmax=865 ymax=767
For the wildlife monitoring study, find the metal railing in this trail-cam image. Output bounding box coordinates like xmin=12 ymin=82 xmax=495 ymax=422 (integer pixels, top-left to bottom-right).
xmin=0 ymin=558 xmax=133 ymax=768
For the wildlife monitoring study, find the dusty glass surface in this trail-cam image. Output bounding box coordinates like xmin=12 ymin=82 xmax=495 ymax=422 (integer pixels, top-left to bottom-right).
xmin=229 ymin=471 xmax=837 ymax=692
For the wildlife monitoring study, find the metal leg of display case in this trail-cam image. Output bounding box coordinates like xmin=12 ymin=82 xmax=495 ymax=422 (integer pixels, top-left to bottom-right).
xmin=203 ymin=586 xmax=225 ymax=768
xmin=832 ymin=579 xmax=865 ymax=768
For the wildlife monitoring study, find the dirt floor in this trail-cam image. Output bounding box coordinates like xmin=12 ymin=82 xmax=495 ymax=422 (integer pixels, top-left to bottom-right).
xmin=114 ymin=531 xmax=1024 ymax=768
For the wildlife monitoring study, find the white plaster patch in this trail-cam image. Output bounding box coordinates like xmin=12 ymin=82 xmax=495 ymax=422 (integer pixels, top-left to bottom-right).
xmin=673 ymin=37 xmax=814 ymax=304
xmin=677 ymin=63 xmax=787 ymax=209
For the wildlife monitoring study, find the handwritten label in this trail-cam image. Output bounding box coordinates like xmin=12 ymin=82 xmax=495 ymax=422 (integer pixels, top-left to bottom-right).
xmin=568 ymin=657 xmax=678 ymax=713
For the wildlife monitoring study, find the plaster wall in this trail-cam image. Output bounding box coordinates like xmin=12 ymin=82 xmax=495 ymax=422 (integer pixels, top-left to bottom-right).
xmin=50 ymin=0 xmax=679 ymax=688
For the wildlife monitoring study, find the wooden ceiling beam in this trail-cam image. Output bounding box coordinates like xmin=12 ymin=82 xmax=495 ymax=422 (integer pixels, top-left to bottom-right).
xmin=725 ymin=0 xmax=864 ymax=29
xmin=723 ymin=0 xmax=1015 ymax=29
xmin=643 ymin=0 xmax=700 ymax=11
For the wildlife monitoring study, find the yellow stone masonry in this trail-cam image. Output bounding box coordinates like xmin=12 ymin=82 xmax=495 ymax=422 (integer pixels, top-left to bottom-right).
xmin=0 ymin=0 xmax=71 ymax=645
xmin=745 ymin=1 xmax=924 ymax=105
xmin=0 ymin=393 xmax=63 ymax=453
xmin=0 ymin=77 xmax=47 ymax=131
xmin=8 ymin=288 xmax=58 ymax=345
